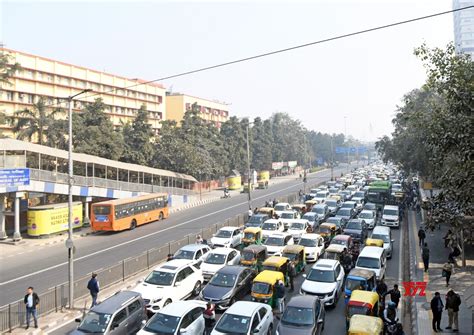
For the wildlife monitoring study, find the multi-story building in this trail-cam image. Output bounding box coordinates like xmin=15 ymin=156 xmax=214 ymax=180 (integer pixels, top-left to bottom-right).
xmin=0 ymin=48 xmax=166 ymax=136
xmin=453 ymin=0 xmax=474 ymax=58
xmin=166 ymin=93 xmax=230 ymax=128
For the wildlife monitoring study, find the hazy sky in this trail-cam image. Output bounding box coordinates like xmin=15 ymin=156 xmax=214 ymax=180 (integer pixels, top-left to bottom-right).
xmin=1 ymin=0 xmax=455 ymax=140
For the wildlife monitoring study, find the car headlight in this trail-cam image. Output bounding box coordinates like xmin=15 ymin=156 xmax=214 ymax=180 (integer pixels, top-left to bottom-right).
xmin=222 ymin=292 xmax=232 ymax=300
xmin=152 ymin=298 xmax=162 ymax=303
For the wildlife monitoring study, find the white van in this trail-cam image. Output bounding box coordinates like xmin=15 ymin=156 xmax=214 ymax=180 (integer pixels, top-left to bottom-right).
xmin=371 ymin=226 xmax=394 ymax=259
xmin=381 ymin=205 xmax=399 ymax=228
xmin=355 ymin=246 xmax=386 ymax=280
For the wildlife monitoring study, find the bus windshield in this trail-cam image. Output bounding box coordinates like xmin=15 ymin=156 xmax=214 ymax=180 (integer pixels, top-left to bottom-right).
xmin=93 ymin=206 xmax=111 ymax=215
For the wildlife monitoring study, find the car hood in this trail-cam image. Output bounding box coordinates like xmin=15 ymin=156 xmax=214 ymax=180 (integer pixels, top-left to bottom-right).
xmin=344 ymin=228 xmax=362 ymax=235
xmin=277 ymin=323 xmax=315 ymax=335
xmin=302 ymin=280 xmax=336 ymax=294
xmin=202 ymin=284 xmax=234 ymax=300
xmin=201 ymin=263 xmax=225 ymax=273
xmin=304 ymin=246 xmax=317 ymax=254
xmin=69 ymin=330 xmax=104 ymax=335
xmin=210 ymin=237 xmax=231 ymax=245
xmin=132 ymin=282 xmax=166 ymax=300
xmin=288 ymin=229 xmax=304 ymax=235
xmin=383 ymin=215 xmax=398 ymax=220
xmin=266 ymin=245 xmax=284 ymax=253
xmin=262 ymin=229 xmax=278 ymax=236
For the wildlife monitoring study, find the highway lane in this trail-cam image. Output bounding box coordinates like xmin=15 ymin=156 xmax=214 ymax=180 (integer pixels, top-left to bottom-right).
xmin=0 ymin=165 xmax=356 ymax=306
xmin=52 ymin=221 xmax=402 ymax=335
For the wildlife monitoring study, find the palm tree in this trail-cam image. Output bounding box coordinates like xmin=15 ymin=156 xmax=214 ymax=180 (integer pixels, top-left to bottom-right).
xmin=11 ymin=98 xmax=63 ymax=145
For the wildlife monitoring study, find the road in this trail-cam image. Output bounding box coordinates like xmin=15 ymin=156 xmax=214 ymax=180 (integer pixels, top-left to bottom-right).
xmin=50 ymin=212 xmax=403 ymax=335
xmin=0 ymin=165 xmax=357 ymax=306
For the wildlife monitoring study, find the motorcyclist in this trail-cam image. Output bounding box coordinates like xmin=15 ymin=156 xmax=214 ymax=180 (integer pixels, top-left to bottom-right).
xmin=383 ymin=302 xmax=398 ymax=334
xmin=340 ymin=248 xmax=353 ymax=274
xmin=223 ymin=187 xmax=230 ymax=198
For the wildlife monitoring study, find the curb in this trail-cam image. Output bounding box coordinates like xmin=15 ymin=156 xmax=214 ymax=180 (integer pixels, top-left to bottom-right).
xmin=169 ymin=196 xmax=220 ymax=214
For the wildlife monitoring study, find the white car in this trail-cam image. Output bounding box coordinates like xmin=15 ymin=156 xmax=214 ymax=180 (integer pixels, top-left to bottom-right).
xmin=298 ymin=233 xmax=325 ymax=262
xmin=211 ymin=301 xmax=274 ymax=335
xmin=200 ymin=248 xmax=241 ymax=281
xmin=300 ymin=259 xmax=345 ymax=307
xmin=133 ymin=259 xmax=204 ymax=313
xmin=314 ymin=191 xmax=329 ymax=203
xmin=287 ymin=219 xmax=310 ymax=242
xmin=309 ymin=188 xmax=321 ymax=198
xmin=173 ymin=244 xmax=211 ymax=266
xmin=346 ymin=185 xmax=359 ymax=196
xmin=358 ymin=210 xmax=376 ymax=229
xmin=381 ymin=205 xmax=400 ymax=228
xmin=261 ymin=219 xmax=284 ymax=239
xmin=138 ymin=300 xmax=206 ymax=335
xmin=274 ymin=202 xmax=292 ymax=216
xmin=279 ymin=211 xmax=299 ymax=229
xmin=263 ymin=232 xmax=294 ymax=256
xmin=210 ymin=226 xmax=243 ymax=248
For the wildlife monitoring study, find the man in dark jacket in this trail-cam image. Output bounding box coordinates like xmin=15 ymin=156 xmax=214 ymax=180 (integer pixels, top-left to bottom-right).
xmin=418 ymin=227 xmax=426 ymax=246
xmin=275 ymin=280 xmax=286 ymax=316
xmin=445 ymin=289 xmax=461 ymax=332
xmin=422 ymin=243 xmax=430 ymax=272
xmin=288 ymin=262 xmax=296 ymax=291
xmin=24 ymin=286 xmax=40 ymax=329
xmin=385 ymin=284 xmax=401 ymax=308
xmin=430 ymin=292 xmax=444 ymax=332
xmin=87 ymin=273 xmax=100 ymax=308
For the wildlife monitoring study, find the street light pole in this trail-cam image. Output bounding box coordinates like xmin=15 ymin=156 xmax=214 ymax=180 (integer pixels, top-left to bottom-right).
xmin=67 ymin=88 xmax=92 ymax=309
xmin=330 ymin=135 xmax=334 ymax=181
xmin=246 ymin=123 xmax=251 ymax=210
xmin=344 ymin=116 xmax=349 ymax=173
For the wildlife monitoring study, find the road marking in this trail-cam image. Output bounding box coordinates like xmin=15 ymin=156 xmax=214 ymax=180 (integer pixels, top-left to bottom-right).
xmin=398 ymin=215 xmax=404 ymax=324
xmin=0 ymin=172 xmax=326 ymax=286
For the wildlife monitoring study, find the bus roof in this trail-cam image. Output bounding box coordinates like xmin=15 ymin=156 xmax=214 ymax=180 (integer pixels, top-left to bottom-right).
xmin=92 ymin=193 xmax=168 ymax=206
xmin=368 ymin=181 xmax=391 ymax=189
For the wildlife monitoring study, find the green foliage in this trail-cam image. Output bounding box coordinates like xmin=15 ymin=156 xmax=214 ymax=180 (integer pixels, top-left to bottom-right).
xmin=1 ymin=51 xmax=21 ymax=137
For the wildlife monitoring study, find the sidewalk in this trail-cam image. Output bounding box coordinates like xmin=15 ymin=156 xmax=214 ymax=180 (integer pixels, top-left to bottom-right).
xmin=409 ymin=209 xmax=473 ymax=335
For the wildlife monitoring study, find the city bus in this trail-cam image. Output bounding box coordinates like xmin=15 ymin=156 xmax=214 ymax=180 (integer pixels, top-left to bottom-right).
xmin=91 ymin=193 xmax=169 ymax=232
xmin=367 ymin=181 xmax=392 ymax=209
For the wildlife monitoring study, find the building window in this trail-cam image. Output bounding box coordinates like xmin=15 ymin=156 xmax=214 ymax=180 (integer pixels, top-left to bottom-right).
xmin=6 ymin=91 xmax=14 ymax=101
xmin=28 ymin=94 xmax=34 ymax=104
xmin=18 ymin=93 xmax=24 ymax=102
xmin=36 ymin=72 xmax=43 ymax=80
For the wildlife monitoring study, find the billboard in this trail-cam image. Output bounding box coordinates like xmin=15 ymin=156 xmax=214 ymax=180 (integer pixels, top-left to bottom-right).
xmin=0 ymin=168 xmax=30 ymax=186
xmin=27 ymin=202 xmax=83 ymax=236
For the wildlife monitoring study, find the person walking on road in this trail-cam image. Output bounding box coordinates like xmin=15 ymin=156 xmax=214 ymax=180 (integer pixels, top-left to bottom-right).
xmin=376 ymin=279 xmax=388 ymax=316
xmin=430 ymin=292 xmax=444 ymax=332
xmin=203 ymin=302 xmax=216 ymax=335
xmin=445 ymin=289 xmax=461 ymax=332
xmin=24 ymin=286 xmax=39 ymax=329
xmin=418 ymin=227 xmax=426 ymax=247
xmin=385 ymin=284 xmax=401 ymax=308
xmin=87 ymin=273 xmax=100 ymax=308
xmin=275 ymin=280 xmax=286 ymax=317
xmin=442 ymin=261 xmax=454 ymax=287
xmin=196 ymin=235 xmax=203 ymax=244
xmin=288 ymin=262 xmax=296 ymax=291
xmin=443 ymin=229 xmax=453 ymax=248
xmin=422 ymin=243 xmax=430 ymax=272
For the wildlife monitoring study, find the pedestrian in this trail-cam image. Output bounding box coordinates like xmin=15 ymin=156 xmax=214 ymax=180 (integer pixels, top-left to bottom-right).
xmin=248 ymin=208 xmax=253 ymax=217
xmin=167 ymin=253 xmax=174 ymax=261
xmin=203 ymin=302 xmax=216 ymax=335
xmin=376 ymin=279 xmax=388 ymax=317
xmin=422 ymin=243 xmax=430 ymax=272
xmin=418 ymin=227 xmax=426 ymax=246
xmin=273 ymin=198 xmax=277 ymax=208
xmin=275 ymin=280 xmax=286 ymax=316
xmin=87 ymin=273 xmax=100 ymax=308
xmin=442 ymin=261 xmax=454 ymax=287
xmin=24 ymin=286 xmax=39 ymax=329
xmin=445 ymin=289 xmax=461 ymax=332
xmin=443 ymin=230 xmax=453 ymax=248
xmin=385 ymin=284 xmax=401 ymax=308
xmin=430 ymin=292 xmax=444 ymax=332
xmin=196 ymin=235 xmax=203 ymax=244
xmin=288 ymin=262 xmax=296 ymax=291
xmin=254 ymin=207 xmax=258 ymax=214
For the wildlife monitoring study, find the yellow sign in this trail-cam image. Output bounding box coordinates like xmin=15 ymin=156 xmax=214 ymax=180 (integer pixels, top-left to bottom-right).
xmin=227 ymin=176 xmax=242 ymax=190
xmin=423 ymin=182 xmax=433 ymax=190
xmin=258 ymin=170 xmax=270 ymax=182
xmin=27 ymin=202 xmax=83 ymax=236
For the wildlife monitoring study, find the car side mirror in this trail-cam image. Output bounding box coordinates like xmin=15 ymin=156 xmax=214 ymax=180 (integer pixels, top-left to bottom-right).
xmin=180 ymin=329 xmax=188 ymax=334
xmin=302 ymin=274 xmax=307 ymax=278
xmin=252 ymin=329 xmax=260 ymax=334
xmin=141 ymin=320 xmax=147 ymax=326
xmin=391 ymin=239 xmax=395 ymax=243
xmin=175 ymin=281 xmax=181 ymax=287
xmin=75 ymin=318 xmax=81 ymax=323
xmin=318 ymin=318 xmax=324 ymax=324
xmin=111 ymin=322 xmax=120 ymax=330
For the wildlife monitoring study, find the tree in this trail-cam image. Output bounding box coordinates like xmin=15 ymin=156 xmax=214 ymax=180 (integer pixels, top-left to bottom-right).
xmin=0 ymin=51 xmax=21 ymax=136
xmin=220 ymin=116 xmax=248 ymax=174
xmin=121 ymin=105 xmax=154 ymax=165
xmin=12 ymin=98 xmax=63 ymax=145
xmin=73 ymin=98 xmax=124 ymax=160
xmin=251 ymin=117 xmax=272 ymax=170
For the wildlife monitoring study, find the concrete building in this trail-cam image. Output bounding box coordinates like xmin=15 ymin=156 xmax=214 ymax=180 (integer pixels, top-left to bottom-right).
xmin=166 ymin=93 xmax=230 ymax=128
xmin=453 ymin=0 xmax=474 ymax=58
xmin=0 ymin=48 xmax=166 ymax=136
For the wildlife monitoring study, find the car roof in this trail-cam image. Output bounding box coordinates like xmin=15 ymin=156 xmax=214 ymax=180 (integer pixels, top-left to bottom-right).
xmin=264 ymin=219 xmax=280 ymax=223
xmin=287 ymin=295 xmax=318 ymax=308
xmin=159 ymin=300 xmax=206 ymax=317
xmin=210 ymin=247 xmax=237 ymax=255
xmin=359 ymin=246 xmax=385 ymax=257
xmin=314 ymin=258 xmax=338 ymax=269
xmin=219 ymin=226 xmax=239 ymax=231
xmin=344 ymin=201 xmax=356 ymax=204
xmin=217 ymin=265 xmax=248 ymax=275
xmin=225 ymin=301 xmax=264 ymax=317
xmin=314 ymin=204 xmax=327 ymax=208
xmin=300 ymin=233 xmax=322 ymax=239
xmin=384 ymin=205 xmax=399 ymax=210
xmin=91 ymin=291 xmax=141 ymax=314
xmin=333 ymin=234 xmax=350 ymax=240
xmin=268 ymin=232 xmax=290 ymax=238
xmin=303 ymin=212 xmax=317 ymax=217
xmin=252 ymin=214 xmax=268 ymax=218
xmin=154 ymin=259 xmax=194 ymax=272
xmin=179 ymin=244 xmax=208 ymax=252
xmin=372 ymin=226 xmax=390 ymax=234
xmin=289 ymin=219 xmax=309 ymax=225
xmin=275 ymin=202 xmax=290 ymax=206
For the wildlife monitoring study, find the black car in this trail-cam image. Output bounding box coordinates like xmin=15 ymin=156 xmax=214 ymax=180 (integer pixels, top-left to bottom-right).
xmin=363 ymin=202 xmax=377 ymax=212
xmin=276 ymin=295 xmax=325 ymax=335
xmin=335 ymin=207 xmax=354 ymax=225
xmin=343 ymin=219 xmax=368 ymax=243
xmin=325 ymin=217 xmax=346 ymax=231
xmin=200 ymin=266 xmax=256 ymax=310
xmin=245 ymin=214 xmax=270 ymax=228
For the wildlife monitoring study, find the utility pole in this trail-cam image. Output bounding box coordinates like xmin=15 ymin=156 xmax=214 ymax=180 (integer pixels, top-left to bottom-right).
xmin=330 ymin=135 xmax=334 ymax=181
xmin=344 ymin=116 xmax=349 ymax=173
xmin=246 ymin=123 xmax=251 ymax=210
xmin=67 ymin=88 xmax=92 ymax=309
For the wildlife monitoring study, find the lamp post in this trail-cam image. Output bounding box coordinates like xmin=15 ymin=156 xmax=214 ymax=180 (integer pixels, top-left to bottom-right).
xmin=344 ymin=116 xmax=349 ymax=173
xmin=67 ymin=88 xmax=92 ymax=309
xmin=330 ymin=135 xmax=334 ymax=181
xmin=246 ymin=122 xmax=252 ymax=210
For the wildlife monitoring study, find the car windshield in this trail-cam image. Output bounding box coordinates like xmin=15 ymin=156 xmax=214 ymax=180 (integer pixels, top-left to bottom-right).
xmin=274 ymin=205 xmax=287 ymax=211
xmin=290 ymin=222 xmax=304 ymax=230
xmin=242 ymin=251 xmax=256 ymax=261
xmin=265 ymin=237 xmax=284 ymax=246
xmin=281 ymin=306 xmax=315 ymax=327
xmin=210 ymin=273 xmax=237 ymax=287
xmin=326 ymin=200 xmax=337 ymax=207
xmin=205 ymin=253 xmax=227 ymax=265
xmin=331 ymin=239 xmax=347 ymax=246
xmin=383 ymin=209 xmax=398 ymax=216
xmin=144 ymin=312 xmax=180 ymax=334
xmin=337 ymin=209 xmax=351 ymax=216
xmin=357 ymin=256 xmax=380 ymax=269
xmin=144 ymin=270 xmax=175 ymax=286
xmin=174 ymin=249 xmax=194 ymax=260
xmin=354 ymin=192 xmax=365 ymax=198
xmin=299 ymin=238 xmax=317 ymax=247
xmin=282 ymin=253 xmax=297 ymax=261
xmin=347 ymin=306 xmax=371 ymax=318
xmin=302 ymin=214 xmax=315 ymax=222
xmin=248 ymin=216 xmax=264 ymax=224
xmin=262 ymin=222 xmax=277 ymax=230
xmin=307 ymin=268 xmax=335 ymax=282
xmin=215 ymin=313 xmax=251 ymax=334
xmin=346 ymin=221 xmax=362 ymax=230
xmin=216 ymin=230 xmax=232 ymax=238
xmin=364 ymin=203 xmax=376 ymax=210
xmin=244 ymin=232 xmax=257 ymax=240
xmin=346 ymin=278 xmax=367 ymax=291
xmin=319 ymin=226 xmax=331 ymax=234
xmin=342 ymin=203 xmax=354 ymax=208
xmin=252 ymin=282 xmax=271 ymax=294
xmin=371 ymin=233 xmax=390 ymax=243
xmin=78 ymin=312 xmax=111 ymax=333
xmin=312 ymin=207 xmax=325 ymax=214
xmin=359 ymin=212 xmax=373 ymax=219
xmin=326 ymin=218 xmax=341 ymax=225
xmin=281 ymin=213 xmax=294 ymax=219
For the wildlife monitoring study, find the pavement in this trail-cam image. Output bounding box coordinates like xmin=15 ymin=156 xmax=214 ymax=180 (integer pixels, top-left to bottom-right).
xmin=409 ymin=207 xmax=473 ymax=335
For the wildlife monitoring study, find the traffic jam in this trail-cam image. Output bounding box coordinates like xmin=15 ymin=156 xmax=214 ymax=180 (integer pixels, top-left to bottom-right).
xmin=73 ymin=165 xmax=407 ymax=335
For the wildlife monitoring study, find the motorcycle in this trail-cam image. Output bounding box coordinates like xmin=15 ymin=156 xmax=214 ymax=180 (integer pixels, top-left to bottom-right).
xmin=221 ymin=190 xmax=231 ymax=199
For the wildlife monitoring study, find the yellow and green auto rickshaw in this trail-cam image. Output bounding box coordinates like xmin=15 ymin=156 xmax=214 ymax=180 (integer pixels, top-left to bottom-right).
xmin=242 ymin=227 xmax=263 ymax=246
xmin=240 ymin=245 xmax=268 ymax=272
xmin=346 ymin=290 xmax=380 ymax=329
xmin=319 ymin=223 xmax=338 ymax=246
xmin=322 ymin=244 xmax=346 ymax=261
xmin=305 ymin=199 xmax=319 ymax=211
xmin=262 ymin=256 xmax=290 ymax=285
xmin=292 ymin=204 xmax=306 ymax=217
xmin=365 ymin=238 xmax=384 ymax=248
xmin=347 ymin=314 xmax=383 ymax=335
xmin=258 ymin=207 xmax=275 ymax=218
xmin=251 ymin=270 xmax=285 ymax=308
xmin=281 ymin=245 xmax=306 ymax=274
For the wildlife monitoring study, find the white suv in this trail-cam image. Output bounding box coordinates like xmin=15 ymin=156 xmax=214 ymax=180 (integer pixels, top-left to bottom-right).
xmin=210 ymin=226 xmax=243 ymax=248
xmin=300 ymin=259 xmax=345 ymax=307
xmin=133 ymin=259 xmax=204 ymax=313
xmin=200 ymin=248 xmax=241 ymax=281
xmin=263 ymin=232 xmax=294 ymax=256
xmin=287 ymin=219 xmax=310 ymax=242
xmin=381 ymin=205 xmax=399 ymax=228
xmin=298 ymin=233 xmax=325 ymax=262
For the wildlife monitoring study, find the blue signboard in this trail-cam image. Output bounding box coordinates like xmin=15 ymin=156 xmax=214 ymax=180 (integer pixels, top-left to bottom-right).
xmin=0 ymin=168 xmax=30 ymax=186
xmin=336 ymin=147 xmax=368 ymax=154
xmin=335 ymin=146 xmax=347 ymax=154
